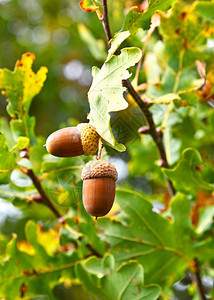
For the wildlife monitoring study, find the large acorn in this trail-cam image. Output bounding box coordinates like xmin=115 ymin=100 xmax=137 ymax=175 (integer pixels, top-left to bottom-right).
xmin=81 ymin=160 xmax=118 ymax=218
xmin=46 ymin=123 xmax=99 ymax=157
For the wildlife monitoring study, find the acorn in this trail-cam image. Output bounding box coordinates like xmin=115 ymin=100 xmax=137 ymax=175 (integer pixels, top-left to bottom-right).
xmin=46 ymin=123 xmax=99 ymax=157
xmin=81 ymin=160 xmax=118 ymax=218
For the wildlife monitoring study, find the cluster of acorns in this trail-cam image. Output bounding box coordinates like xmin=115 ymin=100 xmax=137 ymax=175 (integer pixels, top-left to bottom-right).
xmin=46 ymin=124 xmax=118 ymax=219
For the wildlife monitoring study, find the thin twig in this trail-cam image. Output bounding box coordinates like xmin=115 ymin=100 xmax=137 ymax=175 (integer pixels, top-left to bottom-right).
xmin=85 ymin=243 xmax=103 ymax=258
xmin=18 ymin=149 xmax=62 ymax=218
xmin=97 ymin=136 xmax=103 ymax=160
xmin=192 ymin=258 xmax=206 ymax=300
xmin=101 ymin=0 xmax=112 ymax=47
xmin=25 ymin=168 xmax=63 ymax=219
xmin=100 ymin=0 xmax=175 ymax=197
xmin=123 ymin=81 xmax=174 ymax=196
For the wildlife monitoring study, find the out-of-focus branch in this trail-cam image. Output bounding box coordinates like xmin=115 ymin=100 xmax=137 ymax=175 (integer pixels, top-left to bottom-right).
xmin=25 ymin=168 xmax=63 ymax=219
xmin=19 ymin=149 xmax=63 ymax=219
xmin=192 ymin=258 xmax=206 ymax=300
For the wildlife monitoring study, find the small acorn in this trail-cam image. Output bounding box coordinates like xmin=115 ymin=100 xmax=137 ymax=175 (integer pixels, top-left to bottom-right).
xmin=81 ymin=160 xmax=118 ymax=218
xmin=46 ymin=123 xmax=99 ymax=157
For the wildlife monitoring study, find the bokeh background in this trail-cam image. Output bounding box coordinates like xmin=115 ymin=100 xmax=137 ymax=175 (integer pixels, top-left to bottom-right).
xmin=0 ymin=0 xmax=149 ymax=225
xmin=0 ymin=0 xmax=133 ymax=135
xmin=0 ymin=2 xmax=147 ymax=299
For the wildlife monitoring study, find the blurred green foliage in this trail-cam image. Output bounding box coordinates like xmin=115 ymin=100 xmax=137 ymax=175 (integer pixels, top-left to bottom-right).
xmin=0 ymin=0 xmax=214 ymax=299
xmin=0 ymin=0 xmax=129 ymax=136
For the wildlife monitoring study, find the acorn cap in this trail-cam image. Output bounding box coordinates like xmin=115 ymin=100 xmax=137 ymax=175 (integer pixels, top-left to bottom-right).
xmin=81 ymin=160 xmax=118 ymax=181
xmin=77 ymin=123 xmax=99 ymax=156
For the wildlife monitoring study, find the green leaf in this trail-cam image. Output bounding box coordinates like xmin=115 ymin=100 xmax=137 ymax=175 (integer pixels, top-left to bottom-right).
xmin=163 ymin=148 xmax=214 ymax=194
xmin=0 ymin=53 xmax=47 ymax=143
xmin=11 ymin=136 xmax=29 ymax=151
xmin=40 ymin=156 xmax=85 ymax=207
xmin=195 ymin=236 xmax=214 ymax=263
xmin=106 ymin=31 xmax=131 ymax=61
xmin=0 ymin=184 xmax=33 ymax=207
xmin=79 ymin=201 xmax=106 ymax=256
xmin=145 ymin=0 xmax=214 ymax=105
xmin=0 ymin=117 xmax=15 ymax=148
xmin=78 ymin=23 xmax=106 ymax=61
xmin=170 ymin=193 xmax=193 ymax=252
xmin=41 ymin=157 xmax=83 ymax=174
xmin=194 ymin=1 xmax=214 ymax=21
xmin=88 ymin=47 xmax=142 ymax=151
xmin=208 ymin=110 xmax=214 ymax=130
xmin=123 ymin=0 xmax=176 ymax=35
xmin=196 ymin=206 xmax=214 ymax=235
xmin=163 ymin=127 xmax=182 ymax=165
xmin=152 ymin=93 xmax=181 ymax=104
xmin=10 ymin=117 xmax=36 ymax=144
xmin=76 ymin=254 xmax=161 ymax=300
xmin=0 ymin=221 xmax=80 ymax=299
xmin=158 ymin=1 xmax=214 ymax=70
xmin=128 ymin=139 xmax=163 ymax=184
xmin=98 ymin=189 xmax=192 ymax=285
xmin=0 ymin=133 xmax=16 ymax=184
xmin=10 ymin=119 xmax=26 ymax=139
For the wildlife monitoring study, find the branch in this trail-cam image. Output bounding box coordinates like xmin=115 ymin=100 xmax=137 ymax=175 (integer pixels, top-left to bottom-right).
xmin=26 ymin=168 xmax=63 ymax=219
xmin=123 ymin=80 xmax=175 ymax=196
xmin=85 ymin=243 xmax=103 ymax=258
xmin=100 ymin=0 xmax=175 ymax=196
xmin=192 ymin=258 xmax=206 ymax=300
xmin=101 ymin=0 xmax=112 ymax=48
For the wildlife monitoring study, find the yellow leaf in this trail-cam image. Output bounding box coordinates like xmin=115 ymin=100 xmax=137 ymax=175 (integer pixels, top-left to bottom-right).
xmin=37 ymin=225 xmax=60 ymax=256
xmin=17 ymin=241 xmax=35 ymax=256
xmin=79 ymin=0 xmax=99 ymax=12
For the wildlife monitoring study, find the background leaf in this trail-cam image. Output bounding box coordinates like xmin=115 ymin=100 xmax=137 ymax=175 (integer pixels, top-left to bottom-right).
xmin=0 ymin=221 xmax=80 ymax=299
xmin=76 ymin=254 xmax=161 ymax=300
xmin=163 ymin=148 xmax=214 ymax=194
xmin=11 ymin=136 xmax=29 ymax=152
xmin=98 ymin=189 xmax=193 ymax=285
xmin=194 ymin=1 xmax=214 ymax=21
xmin=123 ymin=0 xmax=176 ymax=34
xmin=0 ymin=133 xmax=16 ymax=184
xmin=0 ymin=0 xmax=214 ymax=299
xmin=78 ymin=23 xmax=106 ymax=61
xmin=0 ymin=53 xmax=47 ymax=143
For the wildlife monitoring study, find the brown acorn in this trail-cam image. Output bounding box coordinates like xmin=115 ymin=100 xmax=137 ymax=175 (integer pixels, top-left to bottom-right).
xmin=46 ymin=123 xmax=99 ymax=157
xmin=81 ymin=160 xmax=118 ymax=218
